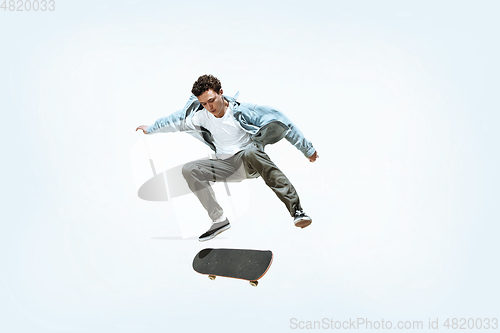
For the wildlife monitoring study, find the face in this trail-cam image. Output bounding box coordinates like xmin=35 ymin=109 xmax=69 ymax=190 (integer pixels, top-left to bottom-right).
xmin=197 ymin=89 xmax=226 ymax=118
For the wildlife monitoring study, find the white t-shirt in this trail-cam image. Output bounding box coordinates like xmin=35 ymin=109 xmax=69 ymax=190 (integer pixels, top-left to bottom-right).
xmin=192 ymin=104 xmax=253 ymax=158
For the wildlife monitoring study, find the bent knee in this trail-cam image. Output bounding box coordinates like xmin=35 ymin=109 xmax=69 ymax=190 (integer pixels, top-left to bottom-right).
xmin=181 ymin=162 xmax=196 ymax=179
xmin=243 ymin=146 xmax=261 ymax=159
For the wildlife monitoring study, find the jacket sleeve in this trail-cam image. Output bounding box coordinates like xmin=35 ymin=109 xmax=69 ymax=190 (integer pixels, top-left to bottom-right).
xmin=146 ymin=109 xmax=186 ymax=134
xmin=146 ymin=95 xmax=199 ymax=134
xmin=284 ymin=119 xmax=316 ymax=158
xmin=253 ymin=105 xmax=316 ymax=158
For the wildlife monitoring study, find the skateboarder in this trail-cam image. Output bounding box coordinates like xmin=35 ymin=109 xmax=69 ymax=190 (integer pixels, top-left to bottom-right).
xmin=136 ymin=74 xmax=318 ymax=241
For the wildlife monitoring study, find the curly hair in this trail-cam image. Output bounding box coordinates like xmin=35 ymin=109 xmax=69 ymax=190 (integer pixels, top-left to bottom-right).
xmin=191 ymin=74 xmax=222 ymax=96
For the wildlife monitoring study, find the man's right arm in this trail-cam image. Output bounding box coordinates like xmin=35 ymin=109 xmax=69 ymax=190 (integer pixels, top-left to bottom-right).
xmin=149 ymin=109 xmax=188 ymax=134
xmin=136 ymin=95 xmax=201 ymax=135
xmin=136 ymin=108 xmax=191 ymax=135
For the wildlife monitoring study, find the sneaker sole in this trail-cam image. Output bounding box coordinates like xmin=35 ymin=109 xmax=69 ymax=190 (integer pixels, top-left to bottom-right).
xmin=199 ymin=224 xmax=231 ymax=242
xmin=294 ymin=218 xmax=312 ymax=229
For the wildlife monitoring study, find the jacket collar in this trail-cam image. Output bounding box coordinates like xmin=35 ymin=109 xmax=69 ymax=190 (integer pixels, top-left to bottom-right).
xmin=223 ymin=91 xmax=240 ymax=107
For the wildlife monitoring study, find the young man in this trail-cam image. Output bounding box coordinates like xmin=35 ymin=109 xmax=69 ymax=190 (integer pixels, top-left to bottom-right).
xmin=136 ymin=75 xmax=318 ymax=241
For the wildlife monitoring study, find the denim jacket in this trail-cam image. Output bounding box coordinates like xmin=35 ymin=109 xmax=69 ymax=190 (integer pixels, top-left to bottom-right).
xmin=146 ymin=93 xmax=316 ymax=158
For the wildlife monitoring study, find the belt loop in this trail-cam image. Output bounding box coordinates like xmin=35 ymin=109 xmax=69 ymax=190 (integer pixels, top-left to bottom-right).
xmin=210 ymin=162 xmax=216 ymax=182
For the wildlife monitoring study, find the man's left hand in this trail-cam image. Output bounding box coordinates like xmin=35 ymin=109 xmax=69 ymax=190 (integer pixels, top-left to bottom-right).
xmin=308 ymin=151 xmax=319 ymax=162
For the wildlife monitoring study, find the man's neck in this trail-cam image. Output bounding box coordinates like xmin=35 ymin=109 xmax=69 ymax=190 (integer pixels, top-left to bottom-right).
xmin=216 ymin=99 xmax=229 ymax=118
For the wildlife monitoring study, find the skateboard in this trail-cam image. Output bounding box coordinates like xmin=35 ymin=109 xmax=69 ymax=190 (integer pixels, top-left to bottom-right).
xmin=192 ymin=248 xmax=273 ymax=287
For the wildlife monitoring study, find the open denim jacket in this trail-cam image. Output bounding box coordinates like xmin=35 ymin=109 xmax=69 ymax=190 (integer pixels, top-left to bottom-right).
xmin=146 ymin=93 xmax=316 ymax=158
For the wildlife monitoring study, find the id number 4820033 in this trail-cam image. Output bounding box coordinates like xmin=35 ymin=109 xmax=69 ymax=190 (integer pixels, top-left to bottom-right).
xmin=1 ymin=0 xmax=55 ymax=11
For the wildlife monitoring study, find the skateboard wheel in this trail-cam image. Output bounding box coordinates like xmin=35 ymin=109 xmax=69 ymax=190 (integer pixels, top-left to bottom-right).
xmin=208 ymin=275 xmax=216 ymax=280
xmin=249 ymin=281 xmax=258 ymax=287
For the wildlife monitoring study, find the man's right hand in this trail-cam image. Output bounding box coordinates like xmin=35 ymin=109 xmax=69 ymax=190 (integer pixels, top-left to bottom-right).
xmin=136 ymin=125 xmax=148 ymax=134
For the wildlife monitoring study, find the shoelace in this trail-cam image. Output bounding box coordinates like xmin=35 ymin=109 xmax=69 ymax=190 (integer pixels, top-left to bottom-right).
xmin=295 ymin=209 xmax=305 ymax=216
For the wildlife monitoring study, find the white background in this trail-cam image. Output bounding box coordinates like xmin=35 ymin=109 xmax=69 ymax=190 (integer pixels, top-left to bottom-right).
xmin=1 ymin=0 xmax=499 ymax=332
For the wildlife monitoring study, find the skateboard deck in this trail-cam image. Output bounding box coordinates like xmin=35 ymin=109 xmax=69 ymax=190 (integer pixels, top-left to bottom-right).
xmin=192 ymin=248 xmax=273 ymax=286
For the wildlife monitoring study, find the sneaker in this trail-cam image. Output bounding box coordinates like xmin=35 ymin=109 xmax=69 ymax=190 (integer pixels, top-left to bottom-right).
xmin=293 ymin=207 xmax=312 ymax=228
xmin=199 ymin=219 xmax=231 ymax=242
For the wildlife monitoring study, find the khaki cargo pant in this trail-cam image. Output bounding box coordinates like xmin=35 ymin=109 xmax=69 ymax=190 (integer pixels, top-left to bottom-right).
xmin=181 ymin=145 xmax=300 ymax=221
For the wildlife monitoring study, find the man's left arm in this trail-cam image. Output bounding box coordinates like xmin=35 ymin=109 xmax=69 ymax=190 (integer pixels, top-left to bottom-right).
xmin=284 ymin=119 xmax=318 ymax=162
xmin=255 ymin=105 xmax=318 ymax=162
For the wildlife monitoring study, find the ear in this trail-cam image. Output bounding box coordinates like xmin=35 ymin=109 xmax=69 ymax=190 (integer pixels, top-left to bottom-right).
xmin=219 ymin=89 xmax=224 ymax=95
